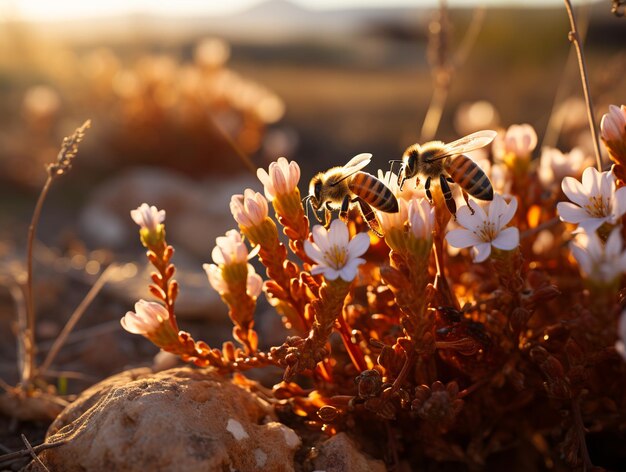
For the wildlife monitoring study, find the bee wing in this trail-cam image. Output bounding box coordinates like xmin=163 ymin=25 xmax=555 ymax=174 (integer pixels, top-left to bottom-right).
xmin=431 ymin=130 xmax=498 ymax=161
xmin=342 ymin=153 xmax=372 ymax=172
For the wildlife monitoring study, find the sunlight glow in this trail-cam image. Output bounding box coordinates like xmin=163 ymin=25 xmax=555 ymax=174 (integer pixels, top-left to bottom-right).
xmin=3 ymin=0 xmax=572 ymax=22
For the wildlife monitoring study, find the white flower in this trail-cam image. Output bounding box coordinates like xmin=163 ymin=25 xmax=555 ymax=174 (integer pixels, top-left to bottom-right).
xmin=493 ymin=123 xmax=537 ymax=161
xmin=121 ymin=300 xmax=169 ymax=335
xmin=601 ymin=104 xmax=626 ymax=143
xmin=446 ymin=194 xmax=519 ymax=263
xmin=211 ymin=230 xmax=248 ymax=265
xmin=556 ymin=167 xmax=626 ymax=233
xmin=569 ymin=229 xmax=626 ymax=284
xmin=130 ymin=203 xmax=165 ymax=231
xmin=538 ymin=147 xmax=593 ymax=188
xmin=304 ymin=219 xmax=369 ymax=281
xmin=408 ymin=198 xmax=435 ymax=240
xmin=257 ymin=157 xmax=301 ymax=200
xmin=616 ymin=309 xmax=626 ymax=361
xmin=203 ymin=262 xmax=263 ymax=298
xmin=230 ymin=189 xmax=269 ymax=228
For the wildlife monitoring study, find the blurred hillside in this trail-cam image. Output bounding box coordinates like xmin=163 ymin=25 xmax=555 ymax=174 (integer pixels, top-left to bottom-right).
xmin=0 ymin=0 xmax=624 ymax=230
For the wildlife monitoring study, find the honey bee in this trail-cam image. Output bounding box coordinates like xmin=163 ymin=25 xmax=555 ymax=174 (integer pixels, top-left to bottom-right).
xmin=395 ymin=130 xmax=498 ymax=216
xmin=305 ymin=153 xmax=399 ymax=236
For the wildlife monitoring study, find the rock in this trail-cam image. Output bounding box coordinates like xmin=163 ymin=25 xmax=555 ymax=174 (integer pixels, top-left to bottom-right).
xmin=313 ymin=432 xmax=386 ymax=472
xmin=27 ymin=367 xmax=301 ymax=472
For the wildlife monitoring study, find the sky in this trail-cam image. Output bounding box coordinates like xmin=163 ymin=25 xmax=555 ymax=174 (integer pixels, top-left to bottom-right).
xmin=1 ymin=0 xmax=586 ymax=22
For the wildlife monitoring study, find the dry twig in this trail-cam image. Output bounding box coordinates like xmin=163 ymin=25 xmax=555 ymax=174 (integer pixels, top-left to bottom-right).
xmin=562 ymin=0 xmax=603 ymax=171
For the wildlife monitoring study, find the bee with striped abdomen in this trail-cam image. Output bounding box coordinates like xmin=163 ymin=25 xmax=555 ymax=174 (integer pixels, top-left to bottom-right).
xmin=396 ymin=130 xmax=497 ymax=216
xmin=305 ymin=153 xmax=399 ymax=236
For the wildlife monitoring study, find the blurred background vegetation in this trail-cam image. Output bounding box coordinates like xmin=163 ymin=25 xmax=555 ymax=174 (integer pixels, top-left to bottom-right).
xmin=0 ymin=0 xmax=624 ymax=388
xmin=0 ymin=1 xmax=624 ymax=223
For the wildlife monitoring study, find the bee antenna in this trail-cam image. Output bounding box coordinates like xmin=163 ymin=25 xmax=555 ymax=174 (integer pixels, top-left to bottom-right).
xmin=302 ymin=195 xmax=311 ymax=220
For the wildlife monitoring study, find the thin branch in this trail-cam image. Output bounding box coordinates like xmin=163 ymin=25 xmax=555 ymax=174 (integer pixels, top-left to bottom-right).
xmin=520 ymin=217 xmax=561 ymax=240
xmin=21 ymin=434 xmax=50 ymax=472
xmin=2 ymin=278 xmax=28 ymax=384
xmin=420 ymin=3 xmax=485 ymax=142
xmin=38 ymin=320 xmax=121 ymax=352
xmin=22 ymin=120 xmax=91 ymax=387
xmin=24 ymin=175 xmax=53 ymax=386
xmin=542 ymin=4 xmax=590 ymax=149
xmin=0 ymin=440 xmax=67 ymax=466
xmin=563 ymin=0 xmax=603 ymax=171
xmin=207 ymin=114 xmax=258 ymax=176
xmin=38 ymin=264 xmax=118 ymax=375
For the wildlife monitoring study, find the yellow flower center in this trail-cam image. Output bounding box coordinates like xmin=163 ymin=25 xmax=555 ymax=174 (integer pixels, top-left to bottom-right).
xmin=584 ymin=195 xmax=610 ymax=218
xmin=326 ymin=244 xmax=348 ymax=269
xmin=476 ymin=221 xmax=498 ymax=242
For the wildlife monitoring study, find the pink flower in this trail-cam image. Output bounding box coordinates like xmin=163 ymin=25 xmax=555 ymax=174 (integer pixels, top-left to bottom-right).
xmin=211 ymin=230 xmax=249 ymax=265
xmin=493 ymin=124 xmax=538 ymax=161
xmin=538 ymin=147 xmax=593 ymax=188
xmin=257 ymin=157 xmax=301 ymax=200
xmin=304 ymin=219 xmax=370 ymax=282
xmin=408 ymin=198 xmax=435 ymax=240
xmin=130 ymin=203 xmax=165 ymax=232
xmin=203 ymin=263 xmax=263 ymax=298
xmin=230 ymin=189 xmax=269 ymax=228
xmin=601 ymin=105 xmax=626 ymax=143
xmin=121 ymin=300 xmax=169 ymax=335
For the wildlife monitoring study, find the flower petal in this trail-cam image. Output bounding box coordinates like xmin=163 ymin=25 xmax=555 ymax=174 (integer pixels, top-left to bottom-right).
xmin=304 ymin=240 xmax=325 ymax=264
xmin=321 ymin=267 xmax=340 ymax=280
xmin=498 ymin=196 xmax=518 ymax=229
xmin=446 ymin=229 xmax=482 ymax=249
xmin=455 ymin=205 xmax=481 ymax=232
xmin=581 ymin=166 xmax=600 ymax=198
xmin=556 ymin=202 xmax=590 ymax=224
xmin=613 ymin=186 xmax=626 ymax=219
xmin=577 ymin=217 xmax=607 ymax=234
xmin=312 ymin=225 xmax=331 ymax=253
xmin=561 ymin=175 xmax=590 ymax=208
xmin=246 ymin=272 xmax=263 ymax=298
xmin=347 ymin=233 xmax=370 ymax=259
xmin=491 ymin=227 xmax=519 ymax=250
xmin=328 ymin=219 xmax=349 ymax=248
xmin=487 ymin=193 xmax=506 ymax=223
xmin=472 ymin=242 xmax=492 ymax=262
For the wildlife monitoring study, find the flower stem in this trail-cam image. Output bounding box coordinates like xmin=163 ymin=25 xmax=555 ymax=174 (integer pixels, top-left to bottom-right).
xmin=563 ymin=0 xmax=603 ymax=172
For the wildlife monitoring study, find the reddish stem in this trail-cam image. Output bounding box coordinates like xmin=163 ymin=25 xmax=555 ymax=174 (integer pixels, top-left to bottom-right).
xmin=337 ymin=312 xmax=368 ymax=373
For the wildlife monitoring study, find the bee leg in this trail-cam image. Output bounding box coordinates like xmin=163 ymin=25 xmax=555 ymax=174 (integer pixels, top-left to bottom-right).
xmin=323 ymin=202 xmax=333 ymax=228
xmin=353 ymin=197 xmax=383 ymax=237
xmin=398 ymin=175 xmax=406 ymax=191
xmin=461 ymin=189 xmax=475 ymax=215
xmin=424 ymin=177 xmax=433 ymax=204
xmin=308 ymin=200 xmax=324 ymax=224
xmin=439 ymin=174 xmax=457 ymax=217
xmin=339 ymin=194 xmax=351 ymax=222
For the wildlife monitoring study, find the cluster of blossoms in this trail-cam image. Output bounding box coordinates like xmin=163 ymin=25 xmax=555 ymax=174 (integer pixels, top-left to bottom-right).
xmin=117 ymin=103 xmax=626 ymax=468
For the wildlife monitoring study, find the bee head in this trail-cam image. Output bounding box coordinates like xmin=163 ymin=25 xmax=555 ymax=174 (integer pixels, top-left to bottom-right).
xmin=397 ymin=145 xmax=420 ymax=189
xmin=404 ymin=145 xmax=420 ymax=173
xmin=308 ymin=173 xmax=324 ymax=210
